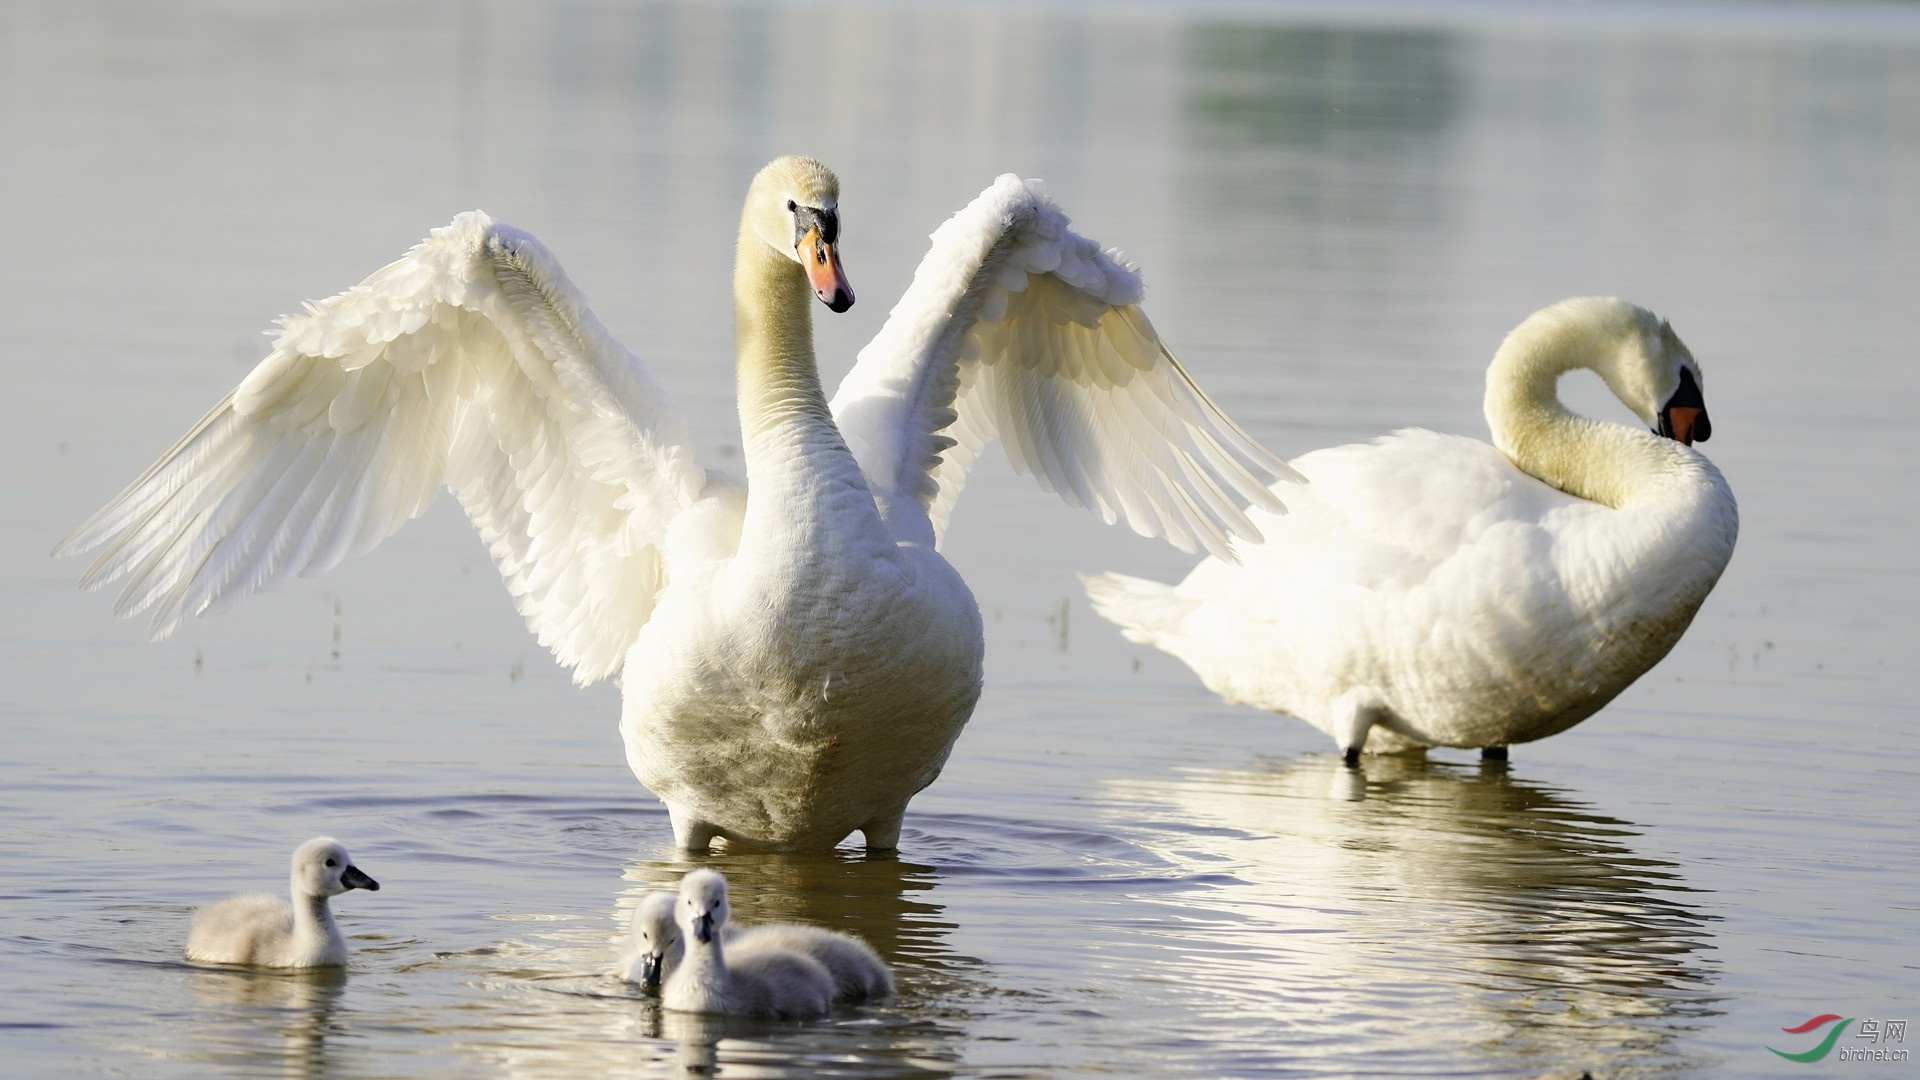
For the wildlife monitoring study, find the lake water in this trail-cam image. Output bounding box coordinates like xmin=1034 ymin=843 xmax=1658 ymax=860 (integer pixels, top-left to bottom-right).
xmin=3 ymin=1 xmax=1917 ymax=1076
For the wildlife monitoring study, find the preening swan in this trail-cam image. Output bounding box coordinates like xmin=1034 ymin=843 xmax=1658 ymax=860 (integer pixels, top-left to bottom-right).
xmin=620 ymin=883 xmax=891 ymax=1002
xmin=1085 ymin=297 xmax=1738 ymax=761
xmin=664 ymin=869 xmax=838 ymax=1019
xmin=185 ymin=836 xmax=379 ymax=968
xmin=59 ymin=156 xmax=1291 ymax=852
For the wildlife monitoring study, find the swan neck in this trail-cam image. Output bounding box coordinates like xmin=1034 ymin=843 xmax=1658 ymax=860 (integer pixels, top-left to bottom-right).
xmin=292 ymin=888 xmax=336 ymax=939
xmin=727 ymin=198 xmax=889 ymax=555
xmin=735 ymin=225 xmax=831 ymax=444
xmin=1484 ymin=322 xmax=1650 ymax=509
xmin=677 ymin=933 xmax=731 ymax=1000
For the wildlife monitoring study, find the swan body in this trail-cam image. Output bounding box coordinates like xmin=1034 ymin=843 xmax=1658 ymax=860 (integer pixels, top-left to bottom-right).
xmin=620 ymin=886 xmax=891 ymax=1002
xmin=185 ymin=837 xmax=379 ymax=968
xmin=61 ymin=157 xmax=1290 ymax=851
xmin=663 ymin=869 xmax=837 ymax=1019
xmin=1086 ymin=297 xmax=1738 ymax=758
xmin=732 ymin=922 xmax=892 ymax=1002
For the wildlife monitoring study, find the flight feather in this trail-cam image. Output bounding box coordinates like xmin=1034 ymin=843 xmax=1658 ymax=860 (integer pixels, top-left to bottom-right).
xmin=57 ymin=212 xmax=706 ymax=683
xmin=829 ymin=175 xmax=1295 ymax=558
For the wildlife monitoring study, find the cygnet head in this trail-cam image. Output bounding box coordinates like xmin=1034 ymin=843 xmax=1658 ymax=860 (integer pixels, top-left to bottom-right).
xmin=1524 ymin=297 xmax=1713 ymax=447
xmin=290 ymin=836 xmax=378 ymax=900
xmin=743 ymin=156 xmax=854 ymax=313
xmin=675 ymin=868 xmax=732 ymax=947
xmin=629 ymin=891 xmax=680 ymax=989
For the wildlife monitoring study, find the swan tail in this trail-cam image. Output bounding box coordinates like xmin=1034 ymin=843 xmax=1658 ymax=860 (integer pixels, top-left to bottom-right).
xmin=1079 ymin=570 xmax=1198 ymax=646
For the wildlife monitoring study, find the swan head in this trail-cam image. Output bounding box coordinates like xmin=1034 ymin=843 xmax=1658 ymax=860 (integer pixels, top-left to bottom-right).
xmin=744 ymin=156 xmax=854 ymax=313
xmin=290 ymin=836 xmax=378 ymax=899
xmin=628 ymin=891 xmax=680 ymax=989
xmin=1533 ymin=297 xmax=1714 ymax=447
xmin=675 ymin=868 xmax=731 ymax=946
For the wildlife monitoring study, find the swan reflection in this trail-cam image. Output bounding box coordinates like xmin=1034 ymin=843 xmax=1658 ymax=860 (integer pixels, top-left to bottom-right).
xmin=618 ymin=849 xmax=959 ymax=970
xmin=184 ymin=966 xmax=346 ymax=1079
xmin=1105 ymin=754 xmax=1718 ymax=1067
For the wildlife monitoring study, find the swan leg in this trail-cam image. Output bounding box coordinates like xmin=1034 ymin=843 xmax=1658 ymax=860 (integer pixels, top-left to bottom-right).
xmin=859 ymin=808 xmax=905 ymax=853
xmin=665 ymin=802 xmax=720 ymax=854
xmin=1332 ymin=689 xmax=1386 ymax=767
xmin=1481 ymin=745 xmax=1509 ymax=762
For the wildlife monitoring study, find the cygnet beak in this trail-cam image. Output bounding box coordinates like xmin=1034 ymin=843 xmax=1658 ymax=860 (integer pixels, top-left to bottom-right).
xmin=341 ymin=865 xmax=379 ymax=891
xmin=641 ymin=953 xmax=664 ymax=990
xmin=691 ymin=910 xmax=715 ymax=945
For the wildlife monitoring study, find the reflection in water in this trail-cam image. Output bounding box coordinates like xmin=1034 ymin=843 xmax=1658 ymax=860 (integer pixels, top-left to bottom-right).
xmin=1183 ymin=24 xmax=1459 ymax=148
xmin=1167 ymin=21 xmax=1471 ymax=454
xmin=1106 ymin=754 xmax=1719 ymax=1072
xmin=184 ymin=966 xmax=346 ymax=1079
xmin=1177 ymin=20 xmax=1461 ymax=274
xmin=648 ymin=1008 xmax=963 ymax=1079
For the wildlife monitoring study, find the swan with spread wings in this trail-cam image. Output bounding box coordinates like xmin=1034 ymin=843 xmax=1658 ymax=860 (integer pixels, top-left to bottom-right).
xmin=59 ymin=156 xmax=1294 ymax=852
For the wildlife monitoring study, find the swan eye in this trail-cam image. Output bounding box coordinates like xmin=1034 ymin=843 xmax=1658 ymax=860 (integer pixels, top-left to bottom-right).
xmin=325 ymin=858 xmax=337 ymax=867
xmin=786 ymin=199 xmax=797 ymax=212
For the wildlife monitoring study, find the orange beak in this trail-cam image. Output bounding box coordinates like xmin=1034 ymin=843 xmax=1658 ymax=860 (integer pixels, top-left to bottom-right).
xmin=1662 ymin=405 xmax=1705 ymax=446
xmin=1656 ymin=368 xmax=1710 ymax=445
xmin=799 ymin=226 xmax=854 ymax=313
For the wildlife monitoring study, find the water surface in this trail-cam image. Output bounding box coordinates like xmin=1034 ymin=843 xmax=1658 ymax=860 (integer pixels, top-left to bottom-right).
xmin=3 ymin=2 xmax=1917 ymax=1076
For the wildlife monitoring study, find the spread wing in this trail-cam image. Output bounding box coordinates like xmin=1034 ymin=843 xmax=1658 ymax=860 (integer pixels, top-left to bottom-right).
xmin=828 ymin=175 xmax=1298 ymax=560
xmin=57 ymin=212 xmax=709 ymax=684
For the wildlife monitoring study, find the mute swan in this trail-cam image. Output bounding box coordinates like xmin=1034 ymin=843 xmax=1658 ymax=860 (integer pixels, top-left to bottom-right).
xmin=1085 ymin=297 xmax=1738 ymax=762
xmin=185 ymin=836 xmax=379 ymax=968
xmin=664 ymin=869 xmax=837 ymax=1019
xmin=59 ymin=157 xmax=1292 ymax=852
xmin=620 ymin=882 xmax=891 ymax=1002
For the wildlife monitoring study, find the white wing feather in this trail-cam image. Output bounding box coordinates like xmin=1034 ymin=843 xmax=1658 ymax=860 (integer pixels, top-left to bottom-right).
xmin=830 ymin=175 xmax=1297 ymax=559
xmin=57 ymin=212 xmax=707 ymax=684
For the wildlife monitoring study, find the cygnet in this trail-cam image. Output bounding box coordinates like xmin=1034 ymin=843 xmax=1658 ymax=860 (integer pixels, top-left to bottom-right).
xmin=662 ymin=869 xmax=835 ymax=1018
xmin=185 ymin=836 xmax=379 ymax=968
xmin=619 ymin=880 xmax=892 ymax=1002
xmin=735 ymin=921 xmax=892 ymax=1002
xmin=616 ymin=891 xmax=690 ymax=988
